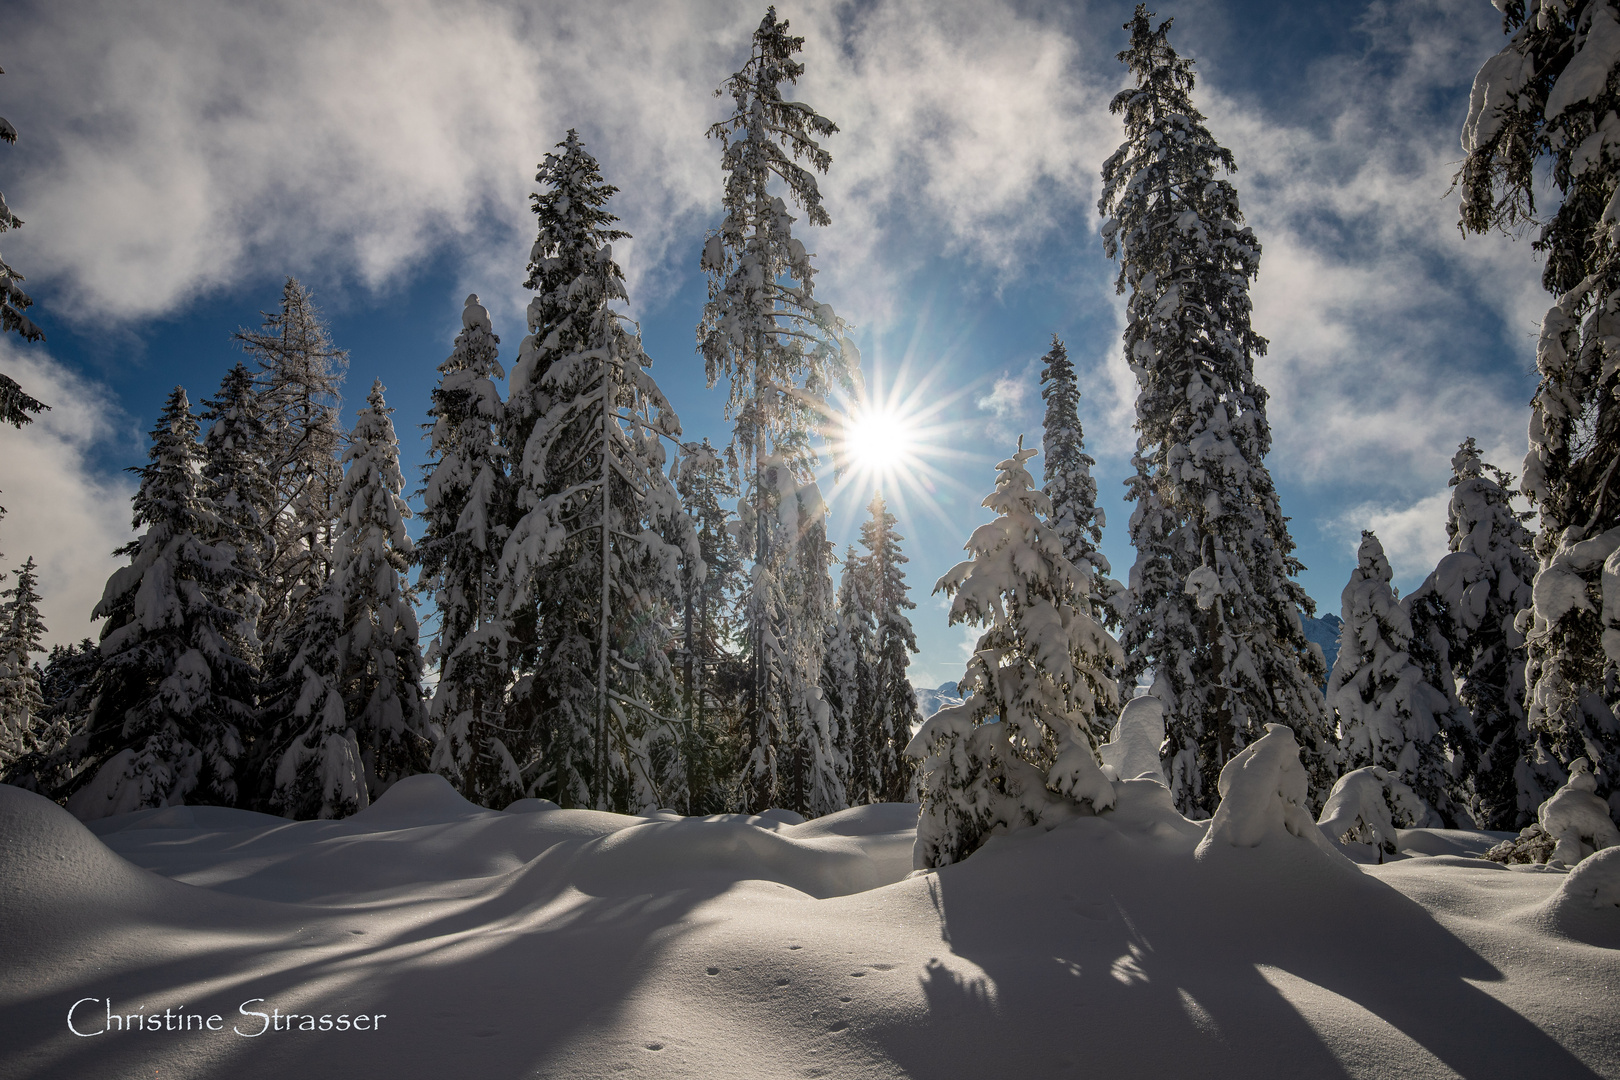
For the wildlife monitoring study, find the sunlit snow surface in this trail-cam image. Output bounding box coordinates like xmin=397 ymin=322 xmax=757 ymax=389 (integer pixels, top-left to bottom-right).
xmin=2 ymin=776 xmax=1617 ymax=1079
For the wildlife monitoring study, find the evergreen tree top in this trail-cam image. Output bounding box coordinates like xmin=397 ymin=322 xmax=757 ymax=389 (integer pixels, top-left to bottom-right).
xmin=526 ymin=131 xmax=630 ymax=295
xmin=1353 ymin=529 xmax=1395 ymax=586
xmin=1109 ymin=6 xmax=1216 ymax=133
xmin=127 ymin=387 xmax=207 ymax=536
xmin=708 ymin=6 xmax=837 ymax=225
xmin=1 ymin=554 xmax=46 ymax=658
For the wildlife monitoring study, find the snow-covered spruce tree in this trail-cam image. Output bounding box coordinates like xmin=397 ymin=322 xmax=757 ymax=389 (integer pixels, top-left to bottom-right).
xmin=853 ymin=494 xmax=922 ymax=804
xmin=1099 ymin=7 xmax=1333 ymax=818
xmin=66 ymin=388 xmax=254 ymax=818
xmin=199 ymin=363 xmax=272 ymax=680
xmin=671 ymin=438 xmax=746 ymax=805
xmin=1040 ymin=335 xmax=1119 ymax=632
xmin=700 ymin=8 xmax=857 ymax=815
xmin=503 ymin=132 xmax=699 ymax=813
xmin=1457 ymin=0 xmax=1620 ymax=815
xmin=790 ymin=493 xmax=844 ymax=816
xmin=235 ymin=278 xmax=348 ymax=668
xmin=1326 ymin=532 xmax=1456 ymax=826
xmin=498 ymin=131 xmax=632 ymax=750
xmin=0 ymin=60 xmax=46 ymax=429
xmin=823 ymin=545 xmax=870 ymax=803
xmin=4 ymin=636 xmax=95 ymax=793
xmin=331 ymin=381 xmax=429 ymax=799
xmin=0 ymin=555 xmax=46 ymax=767
xmin=909 ymin=441 xmax=1123 ymax=868
xmin=1404 ymin=439 xmax=1540 ymax=828
xmin=421 ymin=295 xmax=515 ymax=806
xmin=266 ymin=585 xmax=360 ymax=818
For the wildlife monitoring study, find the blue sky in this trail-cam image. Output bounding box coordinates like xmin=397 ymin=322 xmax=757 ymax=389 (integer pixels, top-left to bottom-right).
xmin=0 ymin=0 xmax=1549 ymax=689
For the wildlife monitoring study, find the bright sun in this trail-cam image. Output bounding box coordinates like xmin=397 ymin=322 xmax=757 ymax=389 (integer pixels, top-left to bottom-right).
xmin=843 ymin=408 xmax=913 ymax=473
xmin=842 ymin=404 xmax=920 ymax=476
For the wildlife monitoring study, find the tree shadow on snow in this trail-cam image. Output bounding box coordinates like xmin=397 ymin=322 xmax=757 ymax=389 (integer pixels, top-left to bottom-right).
xmin=1 ymin=813 xmax=756 ymax=1080
xmin=871 ymin=818 xmax=1606 ymax=1080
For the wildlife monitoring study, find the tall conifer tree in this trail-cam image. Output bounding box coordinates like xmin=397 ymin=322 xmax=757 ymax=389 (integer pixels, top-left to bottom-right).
xmin=422 ymin=295 xmax=514 ymax=805
xmin=672 ymin=438 xmax=745 ymax=811
xmin=199 ymin=363 xmax=272 ymax=681
xmin=332 ymin=381 xmax=429 ymax=798
xmin=0 ymin=555 xmax=46 ymax=767
xmin=68 ymin=389 xmax=254 ymax=818
xmin=852 ymin=495 xmax=921 ymax=803
xmin=235 ymin=279 xmax=348 ymax=667
xmin=1403 ymin=439 xmax=1541 ymax=828
xmin=1039 ymin=336 xmax=1118 ymax=632
xmin=1099 ymin=7 xmax=1333 ymax=817
xmin=700 ymin=8 xmax=856 ymax=814
xmin=503 ymin=132 xmax=698 ymax=813
xmin=1458 ymin=0 xmax=1620 ymax=815
xmin=1327 ymin=532 xmax=1455 ymax=826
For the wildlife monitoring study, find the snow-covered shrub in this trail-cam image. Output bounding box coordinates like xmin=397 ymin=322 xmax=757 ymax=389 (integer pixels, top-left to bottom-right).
xmin=1488 ymin=758 xmax=1620 ymax=867
xmin=1196 ymin=724 xmax=1345 ymax=861
xmin=1098 ymin=695 xmax=1166 ymax=785
xmin=1538 ymin=758 xmax=1620 ymax=866
xmin=1316 ymin=766 xmax=1429 ymax=861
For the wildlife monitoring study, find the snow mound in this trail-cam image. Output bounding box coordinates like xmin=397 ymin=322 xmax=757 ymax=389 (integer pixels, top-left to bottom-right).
xmin=1555 ymin=844 xmax=1620 ymax=910
xmin=1530 ymin=846 xmax=1620 ymax=949
xmin=0 ymin=785 xmax=184 ymax=958
xmin=0 ymin=784 xmax=160 ymax=901
xmin=755 ymin=807 xmax=806 ymax=826
xmin=1537 ymin=758 xmax=1620 ymax=866
xmin=1097 ymin=694 xmax=1166 ymax=784
xmin=351 ymin=772 xmax=495 ymax=826
xmin=1196 ymin=724 xmax=1352 ymax=868
xmin=1317 ymin=766 xmax=1429 ymax=862
xmin=83 ymin=802 xmax=291 ymax=836
xmin=504 ymin=797 xmax=560 ymax=814
xmin=788 ymin=802 xmax=920 ymax=838
xmin=565 ymin=815 xmax=913 ymax=899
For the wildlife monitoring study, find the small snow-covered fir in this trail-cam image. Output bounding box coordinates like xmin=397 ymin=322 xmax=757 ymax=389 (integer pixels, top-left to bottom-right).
xmin=911 ymin=439 xmax=1121 ymax=868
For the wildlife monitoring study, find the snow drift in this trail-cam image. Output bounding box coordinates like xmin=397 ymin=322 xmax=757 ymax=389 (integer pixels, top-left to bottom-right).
xmin=2 ymin=762 xmax=1618 ymax=1079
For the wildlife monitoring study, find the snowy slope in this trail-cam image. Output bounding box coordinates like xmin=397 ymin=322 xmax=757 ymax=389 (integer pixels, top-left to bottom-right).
xmin=2 ymin=776 xmax=1617 ymax=1080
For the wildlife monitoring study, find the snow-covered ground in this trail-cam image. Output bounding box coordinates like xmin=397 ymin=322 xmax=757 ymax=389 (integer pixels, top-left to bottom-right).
xmin=2 ymin=776 xmax=1617 ymax=1080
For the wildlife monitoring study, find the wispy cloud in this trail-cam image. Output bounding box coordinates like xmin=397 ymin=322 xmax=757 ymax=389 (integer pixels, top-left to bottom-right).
xmin=0 ymin=343 xmax=137 ymax=646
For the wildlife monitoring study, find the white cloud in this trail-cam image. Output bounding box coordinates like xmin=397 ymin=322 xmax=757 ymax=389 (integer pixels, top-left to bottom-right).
xmin=1331 ymin=490 xmax=1453 ymax=589
xmin=1195 ymin=0 xmax=1545 ymax=499
xmin=4 ymin=0 xmax=1120 ymax=336
xmin=0 ymin=344 xmax=137 ymax=648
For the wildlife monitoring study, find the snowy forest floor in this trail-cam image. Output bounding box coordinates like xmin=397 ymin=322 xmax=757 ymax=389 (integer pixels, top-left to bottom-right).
xmin=1 ymin=777 xmax=1617 ymax=1080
